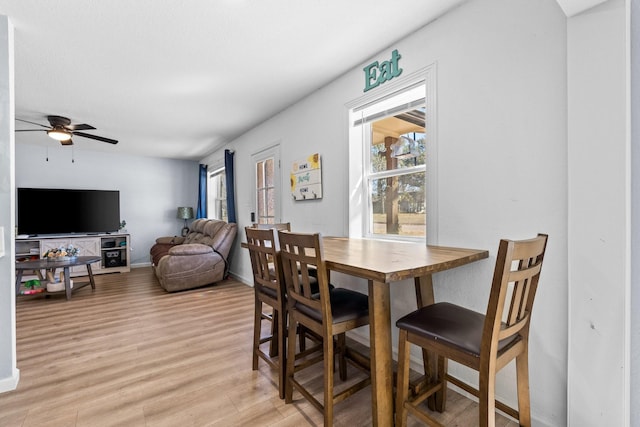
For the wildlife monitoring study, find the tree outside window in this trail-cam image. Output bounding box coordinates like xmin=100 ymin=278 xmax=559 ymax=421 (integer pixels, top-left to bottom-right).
xmin=368 ymin=109 xmax=426 ymax=238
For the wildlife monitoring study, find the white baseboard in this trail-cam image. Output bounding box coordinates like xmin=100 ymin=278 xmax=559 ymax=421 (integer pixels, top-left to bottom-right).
xmin=131 ymin=262 xmax=151 ymax=269
xmin=0 ymin=368 xmax=19 ymax=394
xmin=228 ymin=271 xmax=252 ymax=286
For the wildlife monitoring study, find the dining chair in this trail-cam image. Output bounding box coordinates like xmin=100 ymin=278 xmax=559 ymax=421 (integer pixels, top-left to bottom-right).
xmin=250 ymin=222 xmax=293 ymax=288
xmin=395 ymin=234 xmax=548 ymax=427
xmin=253 ymin=222 xmax=317 ymax=276
xmin=245 ymin=226 xmax=288 ymax=399
xmin=250 ymin=221 xmax=319 ymax=352
xmin=278 ymin=230 xmax=371 ymax=427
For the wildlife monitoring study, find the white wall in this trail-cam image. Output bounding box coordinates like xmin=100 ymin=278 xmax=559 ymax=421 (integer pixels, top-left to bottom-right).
xmin=14 ymin=144 xmax=199 ymax=266
xmin=0 ymin=15 xmax=17 ymax=393
xmin=631 ymin=0 xmax=639 ymax=424
xmin=567 ymin=0 xmax=630 ymax=425
xmin=205 ymin=0 xmax=568 ymax=424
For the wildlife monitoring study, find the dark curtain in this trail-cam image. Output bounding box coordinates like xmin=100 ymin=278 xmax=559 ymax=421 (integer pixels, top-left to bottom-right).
xmin=225 ymin=149 xmax=237 ymax=223
xmin=196 ymin=164 xmax=207 ymax=218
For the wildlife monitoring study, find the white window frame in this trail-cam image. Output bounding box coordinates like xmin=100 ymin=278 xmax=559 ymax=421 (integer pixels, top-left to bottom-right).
xmin=251 ymin=143 xmax=281 ymax=225
xmin=207 ymin=165 xmax=227 ymax=221
xmin=347 ymin=64 xmax=438 ymax=244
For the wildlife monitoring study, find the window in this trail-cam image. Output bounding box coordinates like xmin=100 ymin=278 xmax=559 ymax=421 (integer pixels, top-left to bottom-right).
xmin=207 ymin=167 xmax=227 ymax=221
xmin=348 ymin=66 xmax=437 ymax=243
xmin=252 ymin=145 xmax=281 ymax=225
xmin=367 ymin=108 xmax=426 ymax=238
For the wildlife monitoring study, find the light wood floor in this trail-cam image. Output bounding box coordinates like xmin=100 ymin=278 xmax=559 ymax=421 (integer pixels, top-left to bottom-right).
xmin=1 ymin=267 xmax=518 ymax=426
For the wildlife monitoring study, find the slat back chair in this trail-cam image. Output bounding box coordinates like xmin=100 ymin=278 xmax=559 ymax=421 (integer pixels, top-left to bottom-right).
xmin=395 ymin=234 xmax=548 ymax=427
xmin=253 ymin=222 xmax=319 ymax=277
xmin=251 ymin=222 xmax=290 ymax=264
xmin=250 ymin=222 xmax=322 ymax=351
xmin=278 ymin=230 xmax=371 ymax=427
xmin=245 ymin=226 xmax=287 ymax=399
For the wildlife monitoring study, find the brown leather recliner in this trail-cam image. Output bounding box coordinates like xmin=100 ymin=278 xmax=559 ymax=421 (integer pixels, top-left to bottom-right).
xmin=150 ymin=218 xmax=237 ymax=292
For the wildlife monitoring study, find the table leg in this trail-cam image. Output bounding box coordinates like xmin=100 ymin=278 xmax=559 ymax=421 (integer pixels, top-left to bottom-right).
xmin=64 ymin=267 xmax=72 ymax=300
xmin=414 ymin=274 xmax=446 ymax=411
xmin=368 ymin=279 xmax=393 ymax=427
xmin=86 ymin=263 xmax=96 ymax=290
xmin=15 ymin=270 xmax=24 ymax=296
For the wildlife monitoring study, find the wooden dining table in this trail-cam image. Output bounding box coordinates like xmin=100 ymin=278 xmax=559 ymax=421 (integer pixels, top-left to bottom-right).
xmin=320 ymin=237 xmax=489 ymax=426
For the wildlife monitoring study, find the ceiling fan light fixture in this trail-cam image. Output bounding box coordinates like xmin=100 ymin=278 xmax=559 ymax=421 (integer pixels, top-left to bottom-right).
xmin=47 ymin=127 xmax=72 ymax=141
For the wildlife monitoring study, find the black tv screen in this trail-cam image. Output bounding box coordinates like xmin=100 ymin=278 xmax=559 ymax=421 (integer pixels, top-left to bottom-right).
xmin=17 ymin=188 xmax=120 ymax=235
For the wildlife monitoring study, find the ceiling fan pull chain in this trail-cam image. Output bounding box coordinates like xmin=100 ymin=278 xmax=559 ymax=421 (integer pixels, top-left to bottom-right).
xmin=45 ymin=145 xmax=48 ymax=162
xmin=72 ymin=145 xmax=75 ymax=163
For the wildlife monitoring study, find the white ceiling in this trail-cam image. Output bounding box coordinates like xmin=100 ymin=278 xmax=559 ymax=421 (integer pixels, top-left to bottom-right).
xmin=1 ymin=0 xmax=602 ymax=161
xmin=2 ymin=0 xmax=468 ymax=160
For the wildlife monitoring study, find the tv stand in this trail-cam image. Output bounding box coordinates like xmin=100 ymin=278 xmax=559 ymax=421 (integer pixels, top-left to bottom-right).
xmin=15 ymin=233 xmax=131 ymax=283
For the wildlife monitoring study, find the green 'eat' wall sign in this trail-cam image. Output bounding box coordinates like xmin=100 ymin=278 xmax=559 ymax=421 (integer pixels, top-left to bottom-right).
xmin=363 ymin=49 xmax=402 ymax=92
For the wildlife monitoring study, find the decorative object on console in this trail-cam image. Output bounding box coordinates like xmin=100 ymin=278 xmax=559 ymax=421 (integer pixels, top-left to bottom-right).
xmin=119 ymin=220 xmax=127 ymax=233
xmin=177 ymin=207 xmax=194 ymax=237
xmin=43 ymin=245 xmax=80 ymax=261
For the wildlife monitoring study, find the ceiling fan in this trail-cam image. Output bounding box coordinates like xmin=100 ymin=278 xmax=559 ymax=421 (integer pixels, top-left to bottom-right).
xmin=15 ymin=115 xmax=118 ymax=145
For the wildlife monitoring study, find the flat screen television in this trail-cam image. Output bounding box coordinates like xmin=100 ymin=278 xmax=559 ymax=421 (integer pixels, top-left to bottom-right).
xmin=17 ymin=188 xmax=121 ymax=235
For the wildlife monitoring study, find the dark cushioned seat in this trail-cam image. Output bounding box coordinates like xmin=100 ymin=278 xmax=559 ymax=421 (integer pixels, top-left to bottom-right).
xmin=267 ymin=268 xmax=332 ymax=297
xmin=396 ymin=302 xmax=517 ymax=358
xmin=297 ymin=288 xmax=369 ymax=324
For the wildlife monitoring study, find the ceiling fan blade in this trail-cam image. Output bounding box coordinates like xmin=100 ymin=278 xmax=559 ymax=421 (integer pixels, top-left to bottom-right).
xmin=72 ymin=131 xmax=118 ymax=145
xmin=66 ymin=123 xmax=96 ymax=131
xmin=16 ymin=118 xmax=51 ymax=129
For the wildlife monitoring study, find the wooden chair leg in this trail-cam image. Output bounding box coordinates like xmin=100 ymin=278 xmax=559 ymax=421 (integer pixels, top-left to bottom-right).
xmin=337 ymin=333 xmax=347 ymax=381
xmin=479 ymin=364 xmax=497 ymax=427
xmin=323 ymin=332 xmax=335 ymax=427
xmin=298 ymin=325 xmax=307 ymax=352
xmin=252 ymin=299 xmax=262 ymax=371
xmin=516 ymin=350 xmax=532 ymax=427
xmin=435 ymin=355 xmax=448 ymax=411
xmin=395 ymin=329 xmax=410 ymax=427
xmin=269 ymin=310 xmax=279 ymax=357
xmin=276 ymin=307 xmax=286 ymax=399
xmin=285 ymin=315 xmax=298 ymax=404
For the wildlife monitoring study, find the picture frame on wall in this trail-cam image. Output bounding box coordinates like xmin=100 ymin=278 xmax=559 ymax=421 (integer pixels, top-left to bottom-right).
xmin=291 ymin=153 xmax=322 ymax=201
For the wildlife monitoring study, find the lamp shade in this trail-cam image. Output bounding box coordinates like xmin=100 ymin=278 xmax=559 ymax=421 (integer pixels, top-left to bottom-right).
xmin=177 ymin=207 xmax=194 ymax=220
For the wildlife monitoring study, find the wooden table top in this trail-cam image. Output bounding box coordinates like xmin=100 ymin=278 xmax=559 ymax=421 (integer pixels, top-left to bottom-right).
xmin=321 ymin=237 xmax=489 ymax=283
